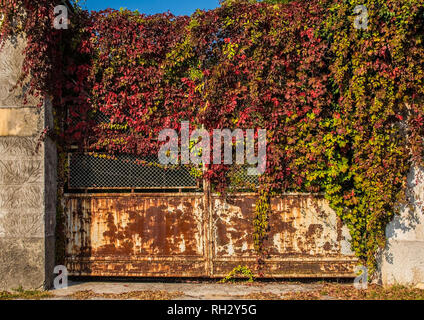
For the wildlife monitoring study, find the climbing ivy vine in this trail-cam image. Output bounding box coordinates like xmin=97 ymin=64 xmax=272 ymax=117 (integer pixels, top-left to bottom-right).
xmin=1 ymin=0 xmax=423 ymax=276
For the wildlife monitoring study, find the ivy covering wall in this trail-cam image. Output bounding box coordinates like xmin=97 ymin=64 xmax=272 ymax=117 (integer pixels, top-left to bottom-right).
xmin=1 ymin=0 xmax=423 ymax=275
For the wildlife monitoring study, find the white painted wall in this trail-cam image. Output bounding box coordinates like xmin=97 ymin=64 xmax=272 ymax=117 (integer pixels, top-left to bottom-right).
xmin=379 ymin=166 xmax=424 ymax=286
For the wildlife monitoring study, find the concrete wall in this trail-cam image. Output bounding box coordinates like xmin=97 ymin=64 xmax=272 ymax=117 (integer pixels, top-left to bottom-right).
xmin=379 ymin=166 xmax=424 ymax=286
xmin=0 ymin=37 xmax=57 ymax=290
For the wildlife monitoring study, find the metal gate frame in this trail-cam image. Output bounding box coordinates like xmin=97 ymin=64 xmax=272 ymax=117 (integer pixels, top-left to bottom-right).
xmin=64 ymin=181 xmax=357 ymax=278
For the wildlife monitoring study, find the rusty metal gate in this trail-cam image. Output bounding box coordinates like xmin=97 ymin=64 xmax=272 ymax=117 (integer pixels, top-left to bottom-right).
xmin=64 ymin=191 xmax=357 ymax=278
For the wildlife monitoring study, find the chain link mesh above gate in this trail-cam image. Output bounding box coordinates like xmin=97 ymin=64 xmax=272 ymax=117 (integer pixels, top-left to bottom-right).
xmin=68 ymin=153 xmax=199 ymax=189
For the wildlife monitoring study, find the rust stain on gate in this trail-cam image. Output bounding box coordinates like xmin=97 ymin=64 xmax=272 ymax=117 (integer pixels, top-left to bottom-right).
xmin=65 ymin=193 xmax=357 ymax=278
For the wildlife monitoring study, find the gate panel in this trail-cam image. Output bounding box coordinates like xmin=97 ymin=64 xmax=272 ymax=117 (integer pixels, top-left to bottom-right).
xmin=65 ymin=193 xmax=207 ymax=277
xmin=211 ymin=194 xmax=357 ymax=278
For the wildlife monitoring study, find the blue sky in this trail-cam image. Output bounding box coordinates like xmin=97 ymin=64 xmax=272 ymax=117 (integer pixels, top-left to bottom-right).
xmin=81 ymin=0 xmax=221 ymax=16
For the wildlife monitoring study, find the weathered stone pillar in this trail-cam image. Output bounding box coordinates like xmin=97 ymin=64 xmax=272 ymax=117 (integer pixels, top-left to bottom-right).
xmin=379 ymin=166 xmax=424 ymax=286
xmin=0 ymin=37 xmax=57 ymax=290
